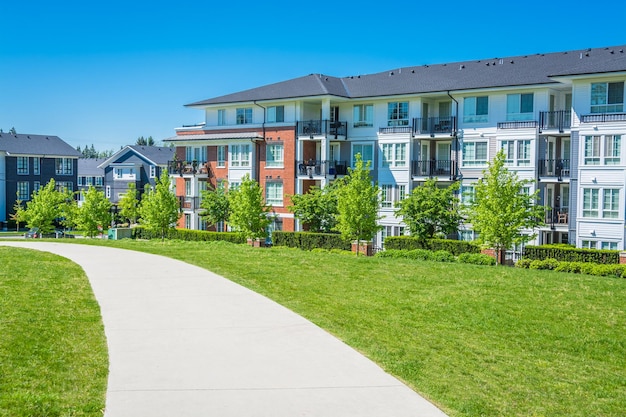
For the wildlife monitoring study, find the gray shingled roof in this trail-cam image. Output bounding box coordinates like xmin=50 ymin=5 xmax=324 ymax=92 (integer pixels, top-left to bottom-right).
xmin=0 ymin=133 xmax=81 ymax=157
xmin=127 ymin=145 xmax=175 ymax=165
xmin=187 ymin=45 xmax=626 ymax=106
xmin=78 ymin=158 xmax=106 ymax=176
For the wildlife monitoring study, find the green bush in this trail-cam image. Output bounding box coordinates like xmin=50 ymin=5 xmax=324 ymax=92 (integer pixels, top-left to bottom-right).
xmin=132 ymin=227 xmax=245 ymax=243
xmin=458 ymin=253 xmax=496 ymax=266
xmin=272 ymin=231 xmax=351 ymax=251
xmin=385 ymin=236 xmax=480 ymax=255
xmin=432 ymin=250 xmax=456 ymax=263
xmin=524 ymin=245 xmax=620 ymax=264
xmin=515 ymin=259 xmax=532 ymax=268
xmin=407 ymin=249 xmax=435 ymax=261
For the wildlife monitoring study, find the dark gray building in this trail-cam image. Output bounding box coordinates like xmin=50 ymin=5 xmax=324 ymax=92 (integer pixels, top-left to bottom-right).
xmin=0 ymin=132 xmax=80 ymax=225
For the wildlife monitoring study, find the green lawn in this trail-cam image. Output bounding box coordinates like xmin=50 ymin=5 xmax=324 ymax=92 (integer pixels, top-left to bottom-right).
xmin=81 ymin=239 xmax=626 ymax=417
xmin=0 ymin=247 xmax=108 ymax=417
xmin=3 ymin=238 xmax=626 ymax=416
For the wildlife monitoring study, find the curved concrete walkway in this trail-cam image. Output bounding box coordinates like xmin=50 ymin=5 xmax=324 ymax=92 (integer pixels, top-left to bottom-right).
xmin=1 ymin=241 xmax=448 ymax=417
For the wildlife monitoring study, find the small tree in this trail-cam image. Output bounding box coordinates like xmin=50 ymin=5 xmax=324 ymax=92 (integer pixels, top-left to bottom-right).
xmin=22 ymin=179 xmax=66 ymax=235
xmin=335 ymin=154 xmax=381 ymax=255
xmin=118 ymin=182 xmax=140 ymax=225
xmin=466 ymin=150 xmax=544 ymax=264
xmin=199 ymin=182 xmax=230 ymax=229
xmin=288 ymin=184 xmax=338 ymax=233
xmin=76 ymin=186 xmax=112 ymax=237
xmin=9 ymin=193 xmax=27 ymax=231
xmin=228 ymin=175 xmax=270 ymax=240
xmin=139 ymin=170 xmax=181 ymax=240
xmin=395 ymin=178 xmax=461 ymax=241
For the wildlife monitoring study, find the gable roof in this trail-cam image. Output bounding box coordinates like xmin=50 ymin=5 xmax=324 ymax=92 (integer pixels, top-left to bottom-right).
xmin=98 ymin=145 xmax=174 ymax=168
xmin=78 ymin=158 xmax=106 ymax=176
xmin=187 ymin=45 xmax=626 ymax=106
xmin=0 ymin=133 xmax=81 ymax=157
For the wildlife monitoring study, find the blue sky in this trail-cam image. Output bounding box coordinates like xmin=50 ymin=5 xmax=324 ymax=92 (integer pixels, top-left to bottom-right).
xmin=1 ymin=0 xmax=625 ymax=151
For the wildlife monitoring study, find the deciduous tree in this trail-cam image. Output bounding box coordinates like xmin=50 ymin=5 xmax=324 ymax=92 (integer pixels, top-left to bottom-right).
xmin=199 ymin=182 xmax=230 ymax=229
xmin=22 ymin=179 xmax=66 ymax=235
xmin=139 ymin=171 xmax=180 ymax=240
xmin=118 ymin=182 xmax=140 ymax=225
xmin=395 ymin=178 xmax=461 ymax=240
xmin=228 ymin=175 xmax=270 ymax=240
xmin=76 ymin=186 xmax=112 ymax=237
xmin=288 ymin=184 xmax=338 ymax=233
xmin=466 ymin=150 xmax=544 ymax=264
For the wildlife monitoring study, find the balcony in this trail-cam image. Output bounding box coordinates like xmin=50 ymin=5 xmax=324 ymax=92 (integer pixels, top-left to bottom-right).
xmin=168 ymin=160 xmax=210 ymax=177
xmin=297 ymin=120 xmax=347 ymax=139
xmin=539 ymin=110 xmax=571 ymax=133
xmin=178 ymin=196 xmax=201 ymax=211
xmin=379 ymin=125 xmax=412 ymax=134
xmin=580 ymin=113 xmax=626 ymax=123
xmin=544 ymin=207 xmax=569 ymax=227
xmin=412 ymin=159 xmax=456 ymax=179
xmin=538 ymin=159 xmax=570 ymax=179
xmin=412 ymin=116 xmax=456 ymax=137
xmin=497 ymin=120 xmax=538 ymax=129
xmin=296 ymin=160 xmax=348 ymax=178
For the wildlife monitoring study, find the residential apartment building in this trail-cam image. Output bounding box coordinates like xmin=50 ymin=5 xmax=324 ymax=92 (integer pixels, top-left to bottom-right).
xmin=77 ymin=158 xmax=105 ymax=206
xmin=167 ymin=45 xmax=626 ymax=249
xmin=0 ymin=132 xmax=80 ymax=226
xmin=98 ymin=145 xmax=174 ymax=205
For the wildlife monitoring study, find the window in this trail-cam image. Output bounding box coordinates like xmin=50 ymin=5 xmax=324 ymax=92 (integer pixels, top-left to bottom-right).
xmin=17 ymin=181 xmax=29 ymax=200
xmin=601 ymin=241 xmax=619 ymax=250
xmin=267 ymin=106 xmax=284 ymax=123
xmin=86 ymin=177 xmax=93 ymax=186
xmin=582 ymin=188 xmax=599 ymax=217
xmin=33 ymin=157 xmax=40 ymax=175
xmin=463 ymin=96 xmax=489 ymax=123
xmin=186 ymin=146 xmax=206 ymax=163
xmin=506 ymin=93 xmax=534 ymax=120
xmin=330 ymin=106 xmax=339 ymax=122
xmin=55 ymin=158 xmax=73 ymax=175
xmin=500 ymin=140 xmax=531 ymax=166
xmin=95 ymin=177 xmax=103 ymax=187
xmin=462 ymin=141 xmax=488 ymax=166
xmin=387 ymin=102 xmax=409 ymax=126
xmin=397 ymin=184 xmax=406 ymax=202
xmin=266 ymin=144 xmax=284 ymax=168
xmin=591 ymin=82 xmax=624 ymax=113
xmin=603 ymin=188 xmax=620 ymax=218
xmin=184 ymin=179 xmax=192 ymax=197
xmin=184 ymin=213 xmax=192 ymax=229
xmin=461 ymin=185 xmax=475 ymax=206
xmin=352 ymin=143 xmax=374 ymax=167
xmin=17 ymin=157 xmax=29 ymax=175
xmin=353 ymin=104 xmax=373 ymax=127
xmin=236 ymin=108 xmax=253 ymax=124
xmin=217 ymin=145 xmax=226 ymax=167
xmin=230 ymin=144 xmax=250 ymax=167
xmin=459 ymin=230 xmax=478 ymax=242
xmin=229 ymin=181 xmax=240 ymax=191
xmin=217 ymin=109 xmax=226 ymax=126
xmin=56 ymin=182 xmax=72 ymax=192
xmin=33 ymin=181 xmax=40 ymax=193
xmin=106 ymin=186 xmax=111 ymax=198
xmin=150 ymin=165 xmax=156 ymax=178
xmin=581 ymin=240 xmax=597 ymax=249
xmin=114 ymin=167 xmax=135 ymax=180
xmin=381 ymin=184 xmax=393 ymax=208
xmin=584 ymin=135 xmax=621 ymax=165
xmin=381 ymin=143 xmax=407 ymax=168
xmin=265 ymin=182 xmax=283 ymax=206
xmin=77 ymin=176 xmax=83 ymax=186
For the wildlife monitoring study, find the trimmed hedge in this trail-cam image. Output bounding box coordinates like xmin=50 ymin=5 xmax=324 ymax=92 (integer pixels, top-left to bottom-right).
xmin=516 ymin=257 xmax=626 ymax=278
xmin=458 ymin=253 xmax=497 ymax=266
xmin=384 ymin=236 xmax=480 ymax=256
xmin=524 ymin=245 xmax=620 ymax=264
xmin=132 ymin=227 xmax=246 ymax=243
xmin=272 ymin=231 xmax=351 ymax=251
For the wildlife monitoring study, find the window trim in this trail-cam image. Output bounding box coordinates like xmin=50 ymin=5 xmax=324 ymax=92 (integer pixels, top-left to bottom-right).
xmin=352 ymin=142 xmax=374 ymax=168
xmin=17 ymin=156 xmax=29 ymax=175
xmin=236 ymin=107 xmax=253 ymax=125
xmin=506 ymin=93 xmax=534 ymax=121
xmin=266 ymin=143 xmax=284 ymax=168
xmin=265 ymin=181 xmax=284 ymax=207
xmin=387 ymin=101 xmax=409 ymax=127
xmin=462 ymin=141 xmax=488 ymax=167
xmin=591 ymin=81 xmax=624 ymax=114
xmin=463 ymin=96 xmax=489 ymax=123
xmin=353 ymin=103 xmax=374 ymax=128
xmin=381 ymin=143 xmax=407 ymax=168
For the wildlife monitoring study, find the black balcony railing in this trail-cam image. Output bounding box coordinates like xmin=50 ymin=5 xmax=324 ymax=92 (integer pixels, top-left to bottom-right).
xmin=379 ymin=125 xmax=412 ymax=134
xmin=178 ymin=196 xmax=201 ymax=211
xmin=297 ymin=120 xmax=347 ymax=138
xmin=168 ymin=160 xmax=210 ymax=176
xmin=544 ymin=207 xmax=569 ymax=226
xmin=328 ymin=161 xmax=348 ymax=176
xmin=538 ymin=159 xmax=570 ymax=178
xmin=412 ymin=116 xmax=456 ymax=136
xmin=297 ymin=160 xmax=325 ymax=177
xmin=539 ymin=110 xmax=571 ymax=132
xmin=580 ymin=113 xmax=626 ymax=123
xmin=412 ymin=160 xmax=455 ymax=178
xmin=497 ymin=120 xmax=538 ymax=129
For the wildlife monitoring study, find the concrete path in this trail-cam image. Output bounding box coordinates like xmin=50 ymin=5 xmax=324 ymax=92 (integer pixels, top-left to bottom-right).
xmin=1 ymin=241 xmax=448 ymax=417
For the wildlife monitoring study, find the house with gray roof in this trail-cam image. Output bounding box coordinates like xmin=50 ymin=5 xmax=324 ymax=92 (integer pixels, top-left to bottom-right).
xmin=0 ymin=132 xmax=80 ymax=227
xmin=98 ymin=145 xmax=174 ymax=205
xmin=77 ymin=158 xmax=106 ymax=206
xmin=167 ymin=45 xmax=626 ymax=252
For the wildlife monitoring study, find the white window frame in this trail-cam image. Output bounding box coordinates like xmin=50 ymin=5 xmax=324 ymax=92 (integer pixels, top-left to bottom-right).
xmin=582 ymin=188 xmax=600 ymax=218
xmin=265 ymin=182 xmax=283 ymax=206
xmin=591 ymin=82 xmax=624 ymax=113
xmin=217 ymin=109 xmax=226 ymax=126
xmin=77 ymin=176 xmax=84 ymax=186
xmin=55 ymin=158 xmax=72 ymax=175
xmin=584 ymin=135 xmax=621 ymax=165
xmin=217 ymin=145 xmax=226 ymax=167
xmin=230 ymin=144 xmax=250 ymax=167
xmin=95 ymin=177 xmax=103 ymax=187
xmin=462 ymin=141 xmax=488 ymax=167
xmin=17 ymin=181 xmax=29 ymax=200
xmin=601 ymin=241 xmax=619 ymax=250
xmin=266 ymin=144 xmax=284 ymax=168
xmin=352 ymin=143 xmax=374 ymax=168
xmin=381 ymin=184 xmax=393 ymax=208
xmin=381 ymin=143 xmax=407 ymax=168
xmin=506 ymin=93 xmax=534 ymax=121
xmin=17 ymin=156 xmax=29 ymax=175
xmin=150 ymin=165 xmax=156 ymax=178
xmin=463 ymin=96 xmax=489 ymax=123
xmin=387 ymin=101 xmax=409 ymax=127
xmin=114 ymin=167 xmax=135 ymax=180
xmin=602 ymin=188 xmax=620 ymax=219
xmin=236 ymin=108 xmax=253 ymax=125
xmin=106 ymin=186 xmax=111 ymax=198
xmin=353 ymin=104 xmax=374 ymax=127
xmin=500 ymin=139 xmax=531 ymax=166
xmin=461 ymin=185 xmax=476 ymax=206
xmin=267 ymin=106 xmax=284 ymax=123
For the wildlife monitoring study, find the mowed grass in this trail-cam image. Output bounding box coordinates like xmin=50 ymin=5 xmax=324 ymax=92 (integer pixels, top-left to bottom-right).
xmin=7 ymin=238 xmax=626 ymax=416
xmin=0 ymin=247 xmax=108 ymax=417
